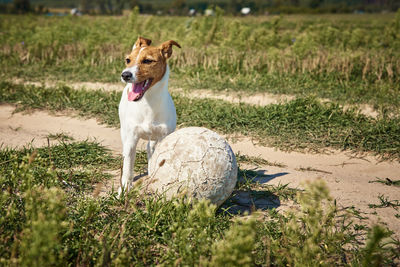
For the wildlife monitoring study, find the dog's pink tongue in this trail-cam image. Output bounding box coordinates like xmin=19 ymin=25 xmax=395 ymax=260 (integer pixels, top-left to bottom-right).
xmin=128 ymin=82 xmax=144 ymax=101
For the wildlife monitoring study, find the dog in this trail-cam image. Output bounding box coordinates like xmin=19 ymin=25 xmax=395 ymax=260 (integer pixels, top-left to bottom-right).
xmin=119 ymin=36 xmax=180 ymax=194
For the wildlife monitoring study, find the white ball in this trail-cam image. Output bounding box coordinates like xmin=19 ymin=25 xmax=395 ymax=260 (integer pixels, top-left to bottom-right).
xmin=147 ymin=127 xmax=238 ymax=206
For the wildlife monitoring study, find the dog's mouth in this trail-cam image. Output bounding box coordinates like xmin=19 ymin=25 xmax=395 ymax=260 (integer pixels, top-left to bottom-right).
xmin=128 ymin=78 xmax=153 ymax=102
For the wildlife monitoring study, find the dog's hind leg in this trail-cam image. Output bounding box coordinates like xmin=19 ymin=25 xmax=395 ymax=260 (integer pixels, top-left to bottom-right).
xmin=119 ymin=137 xmax=139 ymax=195
xmin=146 ymin=140 xmax=157 ymax=161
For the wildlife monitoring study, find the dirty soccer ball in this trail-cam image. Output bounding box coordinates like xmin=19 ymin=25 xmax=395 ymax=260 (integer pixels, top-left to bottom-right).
xmin=147 ymin=127 xmax=237 ymax=206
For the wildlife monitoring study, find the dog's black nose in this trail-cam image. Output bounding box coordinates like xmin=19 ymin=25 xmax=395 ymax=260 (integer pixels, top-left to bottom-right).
xmin=121 ymin=71 xmax=133 ymax=81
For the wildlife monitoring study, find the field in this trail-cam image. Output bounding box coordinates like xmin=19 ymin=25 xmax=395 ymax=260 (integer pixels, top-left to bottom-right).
xmin=1 ymin=11 xmax=400 ymax=265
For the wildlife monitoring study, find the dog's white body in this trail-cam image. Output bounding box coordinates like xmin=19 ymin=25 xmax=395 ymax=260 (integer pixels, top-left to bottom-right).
xmin=119 ymin=65 xmax=177 ymax=193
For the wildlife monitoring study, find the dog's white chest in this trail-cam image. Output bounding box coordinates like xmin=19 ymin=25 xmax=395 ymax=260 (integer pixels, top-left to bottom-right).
xmin=119 ymin=82 xmax=176 ymax=142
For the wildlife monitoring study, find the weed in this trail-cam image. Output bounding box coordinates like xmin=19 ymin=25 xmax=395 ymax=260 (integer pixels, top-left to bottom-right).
xmin=368 ymin=194 xmax=400 ymax=210
xmin=369 ymin=177 xmax=400 ymax=187
xmin=359 ymin=226 xmax=399 ymax=266
xmin=236 ymin=152 xmax=286 ymax=168
xmin=210 ymin=216 xmax=257 ymax=266
xmin=296 ymin=166 xmax=333 ymax=174
xmin=19 ymin=187 xmax=67 ymax=266
xmin=261 ymin=183 xmax=300 ymax=201
xmin=47 ymin=132 xmax=74 ymax=141
xmin=345 ymin=205 xmax=369 ymax=221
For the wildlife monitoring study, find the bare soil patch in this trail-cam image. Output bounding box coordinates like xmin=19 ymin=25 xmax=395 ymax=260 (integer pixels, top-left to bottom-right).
xmin=1 ymin=104 xmax=399 ymax=238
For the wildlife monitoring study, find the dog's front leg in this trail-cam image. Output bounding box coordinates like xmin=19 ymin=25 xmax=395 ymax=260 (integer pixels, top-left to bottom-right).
xmin=119 ymin=137 xmax=139 ymax=195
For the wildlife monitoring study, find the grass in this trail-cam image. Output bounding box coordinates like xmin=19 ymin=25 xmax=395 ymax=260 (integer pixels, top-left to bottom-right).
xmin=0 ymin=140 xmax=120 ymax=192
xmin=236 ymin=152 xmax=287 ymax=168
xmin=1 ymin=141 xmax=399 ymax=265
xmin=369 ymin=177 xmax=400 ymax=187
xmin=47 ymin=132 xmax=75 ymax=141
xmin=368 ymin=195 xmax=400 ymax=210
xmin=1 ymin=81 xmax=400 ymax=160
xmin=0 ymin=12 xmax=400 ymax=112
xmin=260 ymin=183 xmax=300 ymax=201
xmin=296 ymin=166 xmax=333 ymax=174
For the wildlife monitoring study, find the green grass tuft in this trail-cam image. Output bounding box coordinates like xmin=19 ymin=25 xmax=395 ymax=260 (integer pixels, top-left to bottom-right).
xmin=369 ymin=177 xmax=400 ymax=187
xmin=368 ymin=195 xmax=400 ymax=210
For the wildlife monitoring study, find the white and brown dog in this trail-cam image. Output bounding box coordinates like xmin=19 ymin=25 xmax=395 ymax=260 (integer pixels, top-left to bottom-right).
xmin=119 ymin=37 xmax=180 ymax=194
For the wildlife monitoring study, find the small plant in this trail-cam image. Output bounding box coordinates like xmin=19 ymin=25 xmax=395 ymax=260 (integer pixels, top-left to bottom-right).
xmin=368 ymin=195 xmax=400 ymax=210
xmin=47 ymin=132 xmax=74 ymax=141
xmin=296 ymin=166 xmax=333 ymax=174
xmin=262 ymin=183 xmax=300 ymax=201
xmin=19 ymin=187 xmax=68 ymax=266
xmin=129 ymin=6 xmax=140 ymax=33
xmin=359 ymin=225 xmax=397 ymax=266
xmin=369 ymin=177 xmax=400 ymax=187
xmin=210 ymin=217 xmax=257 ymax=267
xmin=265 ymin=180 xmax=345 ymax=265
xmin=236 ymin=152 xmax=286 ymax=168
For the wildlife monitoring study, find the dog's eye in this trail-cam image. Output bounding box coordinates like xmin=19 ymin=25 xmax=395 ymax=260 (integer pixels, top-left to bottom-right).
xmin=142 ymin=59 xmax=154 ymax=64
xmin=125 ymin=58 xmax=131 ymax=64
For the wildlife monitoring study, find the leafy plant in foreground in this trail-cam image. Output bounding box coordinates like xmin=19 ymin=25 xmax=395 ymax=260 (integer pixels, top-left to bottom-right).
xmin=1 ymin=143 xmax=399 ymax=265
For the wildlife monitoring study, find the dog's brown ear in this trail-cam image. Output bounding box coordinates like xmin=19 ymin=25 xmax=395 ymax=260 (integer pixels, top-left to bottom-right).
xmin=133 ymin=36 xmax=152 ymax=49
xmin=159 ymin=40 xmax=181 ymax=59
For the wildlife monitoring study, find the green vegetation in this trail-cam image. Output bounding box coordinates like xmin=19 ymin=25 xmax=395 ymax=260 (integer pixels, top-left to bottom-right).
xmin=369 ymin=177 xmax=400 ymax=187
xmin=1 ymin=12 xmax=399 ymax=112
xmin=236 ymin=153 xmax=287 ymax=168
xmin=368 ymin=195 xmax=400 ymax=210
xmin=1 ymin=141 xmax=399 ymax=265
xmin=47 ymin=132 xmax=75 ymax=141
xmin=2 ymin=81 xmax=400 ymax=159
xmin=296 ymin=166 xmax=332 ymax=174
xmin=0 ymin=141 xmax=120 ymax=193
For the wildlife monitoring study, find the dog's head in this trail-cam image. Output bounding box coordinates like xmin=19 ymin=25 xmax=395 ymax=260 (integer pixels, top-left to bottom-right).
xmin=121 ymin=37 xmax=181 ymax=102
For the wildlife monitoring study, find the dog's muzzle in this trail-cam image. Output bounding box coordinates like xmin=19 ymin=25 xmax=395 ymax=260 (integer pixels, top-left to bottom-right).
xmin=121 ymin=71 xmax=133 ymax=82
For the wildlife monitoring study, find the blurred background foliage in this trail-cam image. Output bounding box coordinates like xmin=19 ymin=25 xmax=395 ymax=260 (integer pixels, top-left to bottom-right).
xmin=1 ymin=0 xmax=400 ymax=15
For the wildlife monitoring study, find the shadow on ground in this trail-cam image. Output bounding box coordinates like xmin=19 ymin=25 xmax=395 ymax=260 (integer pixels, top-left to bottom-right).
xmin=126 ymin=167 xmax=290 ymax=216
xmin=219 ymin=169 xmax=289 ymax=215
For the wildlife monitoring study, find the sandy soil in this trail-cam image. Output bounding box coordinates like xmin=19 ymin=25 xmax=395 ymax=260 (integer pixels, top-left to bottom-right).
xmin=1 ymin=103 xmax=399 ymax=238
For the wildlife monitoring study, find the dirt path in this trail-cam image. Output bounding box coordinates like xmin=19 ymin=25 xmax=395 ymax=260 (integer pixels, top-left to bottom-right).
xmin=1 ymin=104 xmax=399 ymax=238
